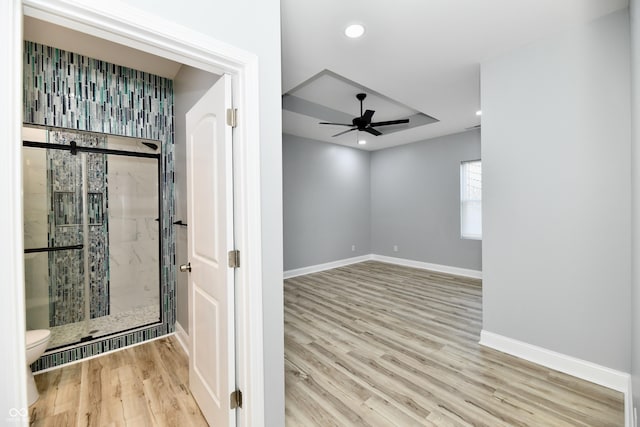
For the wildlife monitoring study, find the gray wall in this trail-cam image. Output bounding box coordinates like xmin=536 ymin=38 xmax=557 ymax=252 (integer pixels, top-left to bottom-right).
xmin=283 ymin=134 xmax=371 ymax=270
xmin=120 ymin=1 xmax=285 ymax=424
xmin=173 ymin=65 xmax=220 ymax=334
xmin=371 ymin=130 xmax=482 ymax=271
xmin=632 ymin=0 xmax=640 ymax=412
xmin=481 ymin=9 xmax=631 ymax=371
xmin=283 ymin=130 xmax=482 ymax=273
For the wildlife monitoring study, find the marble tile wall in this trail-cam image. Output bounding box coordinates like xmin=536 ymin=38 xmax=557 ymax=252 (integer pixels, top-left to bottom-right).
xmin=24 ymin=41 xmax=175 ymax=372
xmin=107 ymin=155 xmax=160 ymax=314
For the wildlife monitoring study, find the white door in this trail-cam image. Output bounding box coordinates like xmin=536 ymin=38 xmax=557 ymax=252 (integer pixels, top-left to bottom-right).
xmin=185 ymin=74 xmax=236 ymax=426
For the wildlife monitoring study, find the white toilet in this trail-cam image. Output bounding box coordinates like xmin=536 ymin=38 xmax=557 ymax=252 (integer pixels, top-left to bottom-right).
xmin=26 ymin=329 xmax=51 ymax=405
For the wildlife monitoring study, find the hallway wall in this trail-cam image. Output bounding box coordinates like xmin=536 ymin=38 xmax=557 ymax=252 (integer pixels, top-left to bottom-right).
xmin=481 ymin=9 xmax=631 ymax=371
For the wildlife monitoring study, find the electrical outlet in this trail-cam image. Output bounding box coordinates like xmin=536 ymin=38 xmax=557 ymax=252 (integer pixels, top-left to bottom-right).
xmin=351 ymin=245 xmax=356 ymax=252
xmin=393 ymin=245 xmax=398 ymax=252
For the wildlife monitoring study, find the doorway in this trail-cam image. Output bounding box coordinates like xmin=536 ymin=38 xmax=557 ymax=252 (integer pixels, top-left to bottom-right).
xmin=2 ymin=1 xmax=266 ymax=424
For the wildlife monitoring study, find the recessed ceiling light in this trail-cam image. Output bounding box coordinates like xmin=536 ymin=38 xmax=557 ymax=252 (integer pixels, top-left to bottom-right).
xmin=345 ymin=24 xmax=365 ymax=38
xmin=475 ymin=110 xmax=482 ymax=116
xmin=358 ymin=139 xmax=367 ymax=145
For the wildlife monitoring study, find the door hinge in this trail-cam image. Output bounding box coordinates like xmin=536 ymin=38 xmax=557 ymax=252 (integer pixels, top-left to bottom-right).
xmin=230 ymin=389 xmax=243 ymax=409
xmin=228 ymin=249 xmax=240 ymax=268
xmin=226 ymin=108 xmax=238 ymax=128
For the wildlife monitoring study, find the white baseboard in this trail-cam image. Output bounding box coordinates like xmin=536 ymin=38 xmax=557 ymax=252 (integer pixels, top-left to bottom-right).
xmin=284 ymin=254 xmax=483 ymax=280
xmin=283 ymin=254 xmax=373 ymax=279
xmin=372 ymin=254 xmax=482 ymax=279
xmin=480 ymin=330 xmax=633 ymax=427
xmin=174 ymin=321 xmax=190 ymax=356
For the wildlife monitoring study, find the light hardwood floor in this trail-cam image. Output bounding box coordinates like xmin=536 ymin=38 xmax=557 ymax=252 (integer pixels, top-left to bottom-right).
xmin=284 ymin=261 xmax=624 ymax=426
xmin=28 ymin=261 xmax=625 ymax=426
xmin=29 ymin=336 xmax=208 ymax=426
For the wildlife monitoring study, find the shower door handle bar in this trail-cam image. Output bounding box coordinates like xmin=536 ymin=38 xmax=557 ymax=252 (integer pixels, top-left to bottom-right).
xmin=24 ymin=244 xmax=84 ymax=254
xmin=22 ymin=140 xmax=160 ymax=159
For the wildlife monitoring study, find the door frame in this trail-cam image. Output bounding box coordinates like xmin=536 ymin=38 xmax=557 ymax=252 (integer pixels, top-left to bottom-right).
xmin=1 ymin=1 xmax=265 ymax=425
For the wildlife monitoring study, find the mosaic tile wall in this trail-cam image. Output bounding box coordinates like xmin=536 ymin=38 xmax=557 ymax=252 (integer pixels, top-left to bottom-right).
xmin=24 ymin=41 xmax=175 ymax=372
xmin=47 ymin=130 xmax=110 ymax=325
xmin=34 ymin=327 xmax=163 ymax=371
xmin=46 ymin=147 xmax=84 ymax=326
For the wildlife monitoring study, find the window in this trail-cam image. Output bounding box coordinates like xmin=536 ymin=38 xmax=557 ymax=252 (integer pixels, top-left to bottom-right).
xmin=461 ymin=160 xmax=482 ymax=240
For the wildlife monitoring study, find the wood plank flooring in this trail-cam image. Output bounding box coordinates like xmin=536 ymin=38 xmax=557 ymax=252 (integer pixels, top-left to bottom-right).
xmin=28 ymin=260 xmax=625 ymax=426
xmin=29 ymin=336 xmax=207 ymax=426
xmin=284 ymin=261 xmax=624 ymax=426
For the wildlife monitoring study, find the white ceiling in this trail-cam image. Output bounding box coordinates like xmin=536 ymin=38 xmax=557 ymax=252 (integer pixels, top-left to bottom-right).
xmin=281 ymin=0 xmax=628 ymax=151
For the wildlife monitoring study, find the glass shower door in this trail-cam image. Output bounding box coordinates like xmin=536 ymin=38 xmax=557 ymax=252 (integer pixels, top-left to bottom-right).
xmin=23 ymin=127 xmax=162 ymax=352
xmin=23 ymin=145 xmax=89 ymax=348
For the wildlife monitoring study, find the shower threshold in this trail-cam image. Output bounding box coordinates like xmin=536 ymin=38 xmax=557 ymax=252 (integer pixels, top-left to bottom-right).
xmin=47 ymin=304 xmax=160 ymax=349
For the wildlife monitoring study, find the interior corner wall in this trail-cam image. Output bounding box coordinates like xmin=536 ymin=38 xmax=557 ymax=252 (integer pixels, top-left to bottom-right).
xmin=173 ymin=65 xmax=220 ymax=334
xmin=283 ymin=134 xmax=371 ymax=270
xmin=481 ymin=9 xmax=631 ymax=371
xmin=631 ymin=0 xmax=640 ymax=411
xmin=282 ymin=130 xmax=482 ymax=273
xmin=370 ymin=130 xmax=482 ymax=271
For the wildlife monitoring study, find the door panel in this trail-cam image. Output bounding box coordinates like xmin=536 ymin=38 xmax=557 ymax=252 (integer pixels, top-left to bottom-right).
xmin=191 ymin=115 xmax=219 ymax=264
xmin=193 ymin=285 xmax=220 ymax=404
xmin=186 ymin=73 xmax=235 ymax=427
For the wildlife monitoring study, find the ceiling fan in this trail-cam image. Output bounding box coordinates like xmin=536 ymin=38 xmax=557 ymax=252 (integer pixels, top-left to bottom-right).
xmin=319 ymin=93 xmax=410 ymax=137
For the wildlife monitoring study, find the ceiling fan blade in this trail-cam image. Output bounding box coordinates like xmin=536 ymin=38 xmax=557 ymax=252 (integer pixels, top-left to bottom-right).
xmin=370 ymin=118 xmax=410 ymax=127
xmin=363 ymin=127 xmax=382 ymax=136
xmin=332 ymin=128 xmax=357 ymax=137
xmin=361 ymin=109 xmax=375 ymax=123
xmin=319 ymin=122 xmax=353 ymax=126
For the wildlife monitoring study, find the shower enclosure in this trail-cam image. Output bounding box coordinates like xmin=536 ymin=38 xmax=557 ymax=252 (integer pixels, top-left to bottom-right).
xmin=23 ymin=126 xmax=162 ymax=350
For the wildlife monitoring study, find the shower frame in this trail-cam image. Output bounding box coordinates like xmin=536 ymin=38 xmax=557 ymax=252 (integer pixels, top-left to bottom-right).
xmin=23 ymin=129 xmax=164 ymax=350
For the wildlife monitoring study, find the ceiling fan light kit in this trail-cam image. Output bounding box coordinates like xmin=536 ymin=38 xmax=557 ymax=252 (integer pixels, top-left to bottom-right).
xmin=319 ymin=93 xmax=410 ymax=141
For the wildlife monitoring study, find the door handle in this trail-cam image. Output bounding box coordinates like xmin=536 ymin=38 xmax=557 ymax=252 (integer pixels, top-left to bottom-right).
xmin=179 ymin=263 xmax=191 ymax=273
